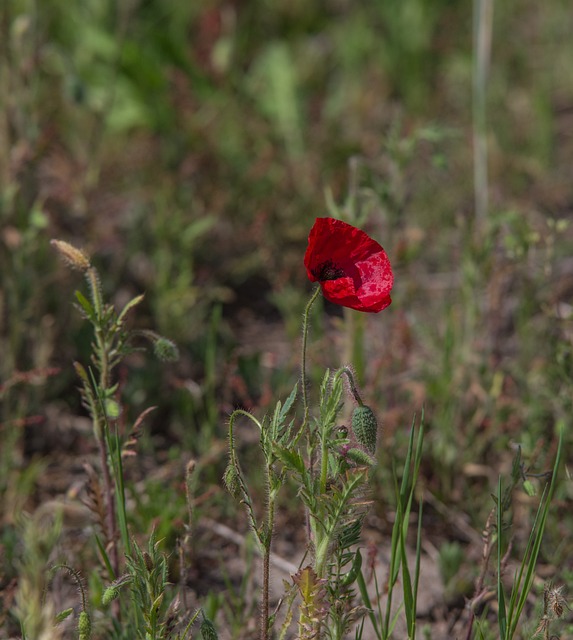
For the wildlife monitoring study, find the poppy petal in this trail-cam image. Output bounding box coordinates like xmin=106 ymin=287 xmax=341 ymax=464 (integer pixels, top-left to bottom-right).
xmin=304 ymin=217 xmax=393 ymax=313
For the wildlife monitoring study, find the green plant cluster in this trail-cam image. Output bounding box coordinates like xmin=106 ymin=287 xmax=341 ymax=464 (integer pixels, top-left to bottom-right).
xmin=1 ymin=0 xmax=572 ymax=638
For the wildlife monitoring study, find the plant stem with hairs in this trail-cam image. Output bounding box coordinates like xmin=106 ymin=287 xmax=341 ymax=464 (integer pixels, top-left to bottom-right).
xmin=51 ymin=240 xmax=176 ymax=579
xmin=300 ymin=286 xmax=321 ymax=436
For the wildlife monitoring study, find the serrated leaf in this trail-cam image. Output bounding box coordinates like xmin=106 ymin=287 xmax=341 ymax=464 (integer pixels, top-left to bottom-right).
xmin=273 ymin=445 xmax=305 ymax=475
xmin=293 ymin=566 xmax=320 ymax=602
xmin=279 ymin=383 xmax=298 ymax=422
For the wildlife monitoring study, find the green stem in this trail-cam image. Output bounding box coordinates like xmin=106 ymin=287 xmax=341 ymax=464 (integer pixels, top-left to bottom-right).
xmin=339 ymin=366 xmax=363 ymax=406
xmin=299 ymin=286 xmax=321 ymax=440
xmin=261 ymin=489 xmax=275 ymax=640
xmin=319 ymin=426 xmax=329 ymax=495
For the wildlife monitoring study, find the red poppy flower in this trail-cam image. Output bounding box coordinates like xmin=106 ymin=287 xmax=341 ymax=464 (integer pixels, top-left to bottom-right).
xmin=304 ymin=217 xmax=393 ymax=313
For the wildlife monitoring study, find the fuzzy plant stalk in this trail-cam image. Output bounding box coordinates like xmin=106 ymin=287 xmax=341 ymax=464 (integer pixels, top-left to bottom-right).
xmin=224 ymin=407 xmax=280 ymax=640
xmin=300 ymin=285 xmax=321 ymax=439
xmin=51 ymin=240 xmax=122 ymax=576
xmin=52 ymin=565 xmax=91 ymax=640
xmin=51 ymin=240 xmax=178 ymax=581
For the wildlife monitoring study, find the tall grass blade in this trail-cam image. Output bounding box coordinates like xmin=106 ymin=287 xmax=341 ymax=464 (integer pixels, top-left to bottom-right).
xmin=496 ymin=476 xmax=507 ymax=638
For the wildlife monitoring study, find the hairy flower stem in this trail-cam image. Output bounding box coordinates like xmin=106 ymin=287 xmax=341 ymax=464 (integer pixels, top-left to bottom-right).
xmin=261 ymin=495 xmax=275 ymax=640
xmin=299 ymin=285 xmax=321 ymax=549
xmin=87 ymin=267 xmax=120 ymax=583
xmin=301 ymin=286 xmax=321 ymax=436
xmin=339 ymin=366 xmax=363 ymax=406
xmin=99 ymin=432 xmax=120 ymax=579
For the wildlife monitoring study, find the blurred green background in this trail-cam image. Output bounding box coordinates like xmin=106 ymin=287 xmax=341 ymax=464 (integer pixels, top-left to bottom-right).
xmin=1 ymin=0 xmax=573 ymax=620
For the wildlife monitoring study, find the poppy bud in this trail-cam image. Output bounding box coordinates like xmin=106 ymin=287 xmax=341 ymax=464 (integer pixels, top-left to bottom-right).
xmin=223 ymin=464 xmax=241 ymax=501
xmin=346 ymin=447 xmax=376 ymax=466
xmin=78 ymin=611 xmax=91 ymax=640
xmin=351 ymin=405 xmax=378 ymax=455
xmin=153 ymin=337 xmax=179 ymax=362
xmin=102 ymin=585 xmax=120 ymax=605
xmin=200 ymin=617 xmax=219 ymax=640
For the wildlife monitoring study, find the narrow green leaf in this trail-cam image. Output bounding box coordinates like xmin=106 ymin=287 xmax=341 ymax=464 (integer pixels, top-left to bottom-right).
xmin=74 ymin=290 xmax=96 ymax=321
xmin=506 ymin=423 xmax=563 ymax=637
xmin=117 ymin=293 xmax=145 ymax=323
xmin=279 ymin=383 xmax=298 ymax=422
xmin=95 ymin=533 xmax=115 ymax=580
xmin=497 ymin=477 xmax=507 ymax=638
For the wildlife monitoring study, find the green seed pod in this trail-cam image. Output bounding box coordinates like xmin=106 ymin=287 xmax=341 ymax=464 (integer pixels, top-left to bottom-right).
xmin=223 ymin=464 xmax=242 ymax=501
xmin=346 ymin=448 xmax=376 ymax=467
xmin=153 ymin=337 xmax=179 ymax=362
xmin=200 ymin=617 xmax=219 ymax=640
xmin=78 ymin=611 xmax=91 ymax=640
xmin=102 ymin=585 xmax=120 ymax=606
xmin=351 ymin=405 xmax=378 ymax=455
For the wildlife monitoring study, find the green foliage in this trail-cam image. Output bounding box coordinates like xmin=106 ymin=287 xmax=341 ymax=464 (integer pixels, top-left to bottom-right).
xmin=357 ymin=416 xmax=425 ymax=640
xmin=224 ymin=293 xmax=420 ymax=640
xmin=496 ymin=424 xmax=564 ymax=640
xmin=2 ymin=0 xmax=573 ymax=638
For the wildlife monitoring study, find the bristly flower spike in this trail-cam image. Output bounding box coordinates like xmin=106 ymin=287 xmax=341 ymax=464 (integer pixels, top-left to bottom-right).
xmin=51 ymin=239 xmax=91 ymax=272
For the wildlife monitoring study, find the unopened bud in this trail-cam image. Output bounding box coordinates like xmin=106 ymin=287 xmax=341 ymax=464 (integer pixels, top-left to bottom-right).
xmin=153 ymin=337 xmax=179 ymax=362
xmin=78 ymin=611 xmax=91 ymax=639
xmin=102 ymin=586 xmax=120 ymax=606
xmin=200 ymin=617 xmax=218 ymax=640
xmin=223 ymin=464 xmax=241 ymax=501
xmin=351 ymin=405 xmax=378 ymax=455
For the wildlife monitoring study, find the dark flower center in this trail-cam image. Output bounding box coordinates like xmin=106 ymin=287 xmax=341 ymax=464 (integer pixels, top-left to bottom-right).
xmin=313 ymin=260 xmax=345 ymax=281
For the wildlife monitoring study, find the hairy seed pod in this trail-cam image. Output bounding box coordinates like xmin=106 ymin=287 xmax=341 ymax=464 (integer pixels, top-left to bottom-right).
xmin=102 ymin=586 xmax=120 ymax=605
xmin=351 ymin=405 xmax=378 ymax=455
xmin=153 ymin=337 xmax=179 ymax=362
xmin=346 ymin=447 xmax=376 ymax=467
xmin=78 ymin=611 xmax=91 ymax=640
xmin=200 ymin=617 xmax=219 ymax=640
xmin=223 ymin=464 xmax=241 ymax=500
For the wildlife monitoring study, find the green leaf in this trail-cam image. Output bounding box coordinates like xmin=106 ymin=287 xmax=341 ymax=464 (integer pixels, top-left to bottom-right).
xmin=273 ymin=445 xmax=305 ymax=475
xmin=117 ymin=293 xmax=145 ymax=323
xmin=74 ymin=290 xmax=96 ymax=321
xmin=279 ymin=383 xmax=298 ymax=422
xmin=55 ymin=608 xmax=74 ymax=623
